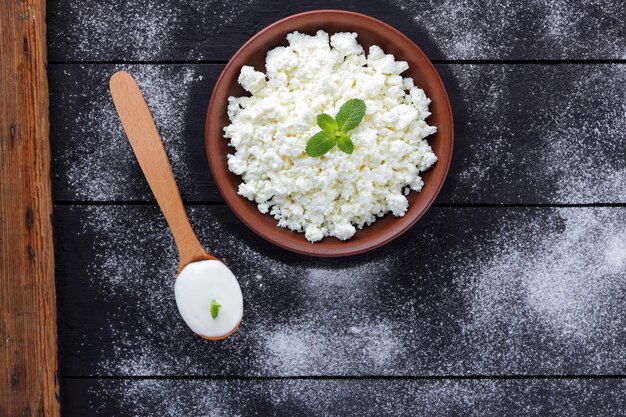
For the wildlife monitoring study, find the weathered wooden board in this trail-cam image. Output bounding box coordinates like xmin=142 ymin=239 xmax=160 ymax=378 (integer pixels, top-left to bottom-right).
xmin=49 ymin=63 xmax=626 ymax=204
xmin=55 ymin=205 xmax=626 ymax=377
xmin=61 ymin=378 xmax=626 ymax=416
xmin=47 ymin=0 xmax=626 ymax=62
xmin=0 ymin=0 xmax=59 ymax=416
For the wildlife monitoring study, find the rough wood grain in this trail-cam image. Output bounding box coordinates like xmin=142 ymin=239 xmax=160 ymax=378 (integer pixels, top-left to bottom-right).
xmin=49 ymin=63 xmax=626 ymax=204
xmin=61 ymin=378 xmax=626 ymax=416
xmin=0 ymin=0 xmax=59 ymax=416
xmin=47 ymin=0 xmax=626 ymax=62
xmin=55 ymin=205 xmax=626 ymax=377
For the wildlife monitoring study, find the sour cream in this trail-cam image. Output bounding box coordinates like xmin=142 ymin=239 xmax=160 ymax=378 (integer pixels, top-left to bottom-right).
xmin=174 ymin=260 xmax=243 ymax=339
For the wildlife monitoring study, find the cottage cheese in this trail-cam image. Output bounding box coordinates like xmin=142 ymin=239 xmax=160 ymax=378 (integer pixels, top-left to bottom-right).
xmin=224 ymin=31 xmax=437 ymax=242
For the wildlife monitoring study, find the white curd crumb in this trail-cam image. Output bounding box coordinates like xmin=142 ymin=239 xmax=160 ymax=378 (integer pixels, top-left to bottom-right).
xmin=224 ymin=31 xmax=438 ymax=242
xmin=238 ymin=65 xmax=266 ymax=93
xmin=330 ymin=32 xmax=363 ymax=56
xmin=305 ymin=226 xmax=324 ymax=243
xmin=333 ymin=224 xmax=357 ymax=241
xmin=386 ymin=194 xmax=409 ymax=217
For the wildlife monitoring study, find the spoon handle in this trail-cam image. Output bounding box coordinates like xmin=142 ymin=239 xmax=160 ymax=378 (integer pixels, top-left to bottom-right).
xmin=109 ymin=71 xmax=214 ymax=270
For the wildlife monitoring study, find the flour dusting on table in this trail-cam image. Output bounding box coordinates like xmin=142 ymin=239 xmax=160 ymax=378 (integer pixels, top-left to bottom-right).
xmin=58 ymin=65 xmax=204 ymax=201
xmin=541 ymin=65 xmax=626 ymax=203
xmin=86 ymin=375 xmax=626 ymax=415
xmin=457 ymin=208 xmax=626 ymax=372
xmin=450 ymin=64 xmax=626 ymax=203
xmin=50 ymin=0 xmax=255 ymax=60
xmin=72 ymin=206 xmax=626 ymax=378
xmin=77 ymin=205 xmax=404 ymax=376
xmin=91 ymin=380 xmax=234 ymax=416
xmin=392 ymin=0 xmax=626 ymax=59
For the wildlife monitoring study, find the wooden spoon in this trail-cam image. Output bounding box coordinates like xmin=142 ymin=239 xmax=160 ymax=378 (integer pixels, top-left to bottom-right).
xmin=109 ymin=71 xmax=242 ymax=340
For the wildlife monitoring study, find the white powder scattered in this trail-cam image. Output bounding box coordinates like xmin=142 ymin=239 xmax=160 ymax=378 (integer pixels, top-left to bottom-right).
xmin=392 ymin=0 xmax=626 ymax=59
xmin=459 ymin=207 xmax=626 ymax=373
xmin=450 ymin=65 xmax=511 ymax=194
xmin=86 ymin=378 xmax=626 ymax=415
xmin=57 ymin=65 xmax=205 ymax=201
xmin=91 ymin=380 xmax=235 ymax=416
xmin=49 ymin=0 xmax=255 ymax=60
xmin=77 ymin=206 xmax=285 ymax=376
xmin=450 ymin=64 xmax=626 ymax=203
xmin=76 ymin=205 xmax=404 ymax=376
xmin=74 ymin=205 xmax=626 ymax=379
xmin=541 ymin=66 xmax=626 ymax=203
xmin=257 ymin=319 xmax=400 ymax=374
xmin=79 ymin=205 xmax=179 ymax=375
xmin=50 ymin=0 xmax=625 ymax=61
xmin=605 ymin=235 xmax=626 ymax=268
xmin=254 ymin=260 xmax=402 ymax=373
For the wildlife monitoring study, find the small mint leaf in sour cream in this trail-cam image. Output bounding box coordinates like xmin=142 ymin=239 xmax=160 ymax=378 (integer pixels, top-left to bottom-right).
xmin=210 ymin=299 xmax=222 ymax=319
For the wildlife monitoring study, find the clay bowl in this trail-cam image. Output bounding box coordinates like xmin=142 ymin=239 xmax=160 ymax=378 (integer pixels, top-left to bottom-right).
xmin=206 ymin=10 xmax=453 ymax=257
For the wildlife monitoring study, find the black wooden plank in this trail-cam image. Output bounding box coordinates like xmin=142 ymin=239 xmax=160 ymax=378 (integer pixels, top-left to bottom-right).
xmin=55 ymin=205 xmax=626 ymax=377
xmin=47 ymin=0 xmax=626 ymax=62
xmin=49 ymin=64 xmax=222 ymax=202
xmin=61 ymin=378 xmax=626 ymax=416
xmin=49 ymin=63 xmax=626 ymax=204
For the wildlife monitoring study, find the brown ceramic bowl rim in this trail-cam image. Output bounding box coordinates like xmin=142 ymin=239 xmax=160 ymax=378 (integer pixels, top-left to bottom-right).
xmin=206 ymin=10 xmax=453 ymax=257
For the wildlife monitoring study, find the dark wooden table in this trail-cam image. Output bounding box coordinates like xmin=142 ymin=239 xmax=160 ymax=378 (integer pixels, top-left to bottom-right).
xmin=48 ymin=0 xmax=626 ymax=415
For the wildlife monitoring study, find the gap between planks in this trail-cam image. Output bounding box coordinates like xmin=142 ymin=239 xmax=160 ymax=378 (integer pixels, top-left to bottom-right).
xmin=60 ymin=375 xmax=626 ymax=381
xmin=47 ymin=59 xmax=626 ymax=65
xmin=52 ymin=201 xmax=626 ymax=208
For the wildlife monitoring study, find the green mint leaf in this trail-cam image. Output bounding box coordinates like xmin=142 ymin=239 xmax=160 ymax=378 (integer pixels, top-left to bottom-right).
xmin=317 ymin=113 xmax=338 ymax=133
xmin=306 ymin=130 xmax=336 ymax=157
xmin=336 ymin=132 xmax=354 ymax=154
xmin=210 ymin=299 xmax=222 ymax=320
xmin=335 ymin=98 xmax=366 ymax=132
